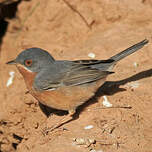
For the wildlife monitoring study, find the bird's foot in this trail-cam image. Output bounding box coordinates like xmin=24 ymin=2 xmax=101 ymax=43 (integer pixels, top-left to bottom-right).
xmin=41 ymin=114 xmax=73 ymax=135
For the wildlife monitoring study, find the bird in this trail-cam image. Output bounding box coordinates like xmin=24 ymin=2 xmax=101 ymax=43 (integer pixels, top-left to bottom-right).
xmin=7 ymin=39 xmax=148 ymax=133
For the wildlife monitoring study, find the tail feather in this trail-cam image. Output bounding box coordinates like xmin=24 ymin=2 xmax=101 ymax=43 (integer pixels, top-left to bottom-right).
xmin=110 ymin=39 xmax=149 ymax=62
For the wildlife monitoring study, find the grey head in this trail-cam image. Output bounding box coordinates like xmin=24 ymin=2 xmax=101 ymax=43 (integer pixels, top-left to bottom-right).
xmin=6 ymin=48 xmax=55 ymax=72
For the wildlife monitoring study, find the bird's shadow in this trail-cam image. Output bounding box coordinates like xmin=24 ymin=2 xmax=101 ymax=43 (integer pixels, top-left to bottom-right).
xmin=39 ymin=68 xmax=152 ymax=121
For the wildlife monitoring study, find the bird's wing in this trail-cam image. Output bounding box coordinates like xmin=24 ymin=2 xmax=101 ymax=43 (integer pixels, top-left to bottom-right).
xmin=34 ymin=61 xmax=113 ymax=91
xmin=62 ymin=63 xmax=112 ymax=86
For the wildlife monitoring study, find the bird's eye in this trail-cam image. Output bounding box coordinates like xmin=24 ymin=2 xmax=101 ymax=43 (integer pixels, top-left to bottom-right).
xmin=25 ymin=60 xmax=32 ymax=67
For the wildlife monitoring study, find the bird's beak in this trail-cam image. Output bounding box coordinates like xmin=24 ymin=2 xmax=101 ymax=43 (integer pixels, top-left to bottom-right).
xmin=6 ymin=60 xmax=17 ymax=65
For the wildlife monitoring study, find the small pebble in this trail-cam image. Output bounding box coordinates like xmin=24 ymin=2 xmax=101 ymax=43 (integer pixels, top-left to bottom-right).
xmin=84 ymin=125 xmax=94 ymax=130
xmin=90 ymin=150 xmax=96 ymax=152
xmin=102 ymin=96 xmax=112 ymax=107
xmin=133 ymin=62 xmax=138 ymax=68
xmin=6 ymin=71 xmax=15 ymax=87
xmin=88 ymin=53 xmax=96 ymax=59
xmin=126 ymin=81 xmax=140 ymax=89
xmin=90 ymin=150 xmax=103 ymax=152
xmin=73 ymin=138 xmax=95 ymax=147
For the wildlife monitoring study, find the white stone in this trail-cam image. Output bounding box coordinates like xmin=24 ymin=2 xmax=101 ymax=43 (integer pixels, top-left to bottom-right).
xmin=102 ymin=96 xmax=112 ymax=107
xmin=6 ymin=71 xmax=15 ymax=87
xmin=88 ymin=53 xmax=96 ymax=59
xmin=84 ymin=125 xmax=94 ymax=130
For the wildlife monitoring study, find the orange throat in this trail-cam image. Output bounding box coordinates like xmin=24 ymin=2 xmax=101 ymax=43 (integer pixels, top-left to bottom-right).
xmin=16 ymin=64 xmax=36 ymax=91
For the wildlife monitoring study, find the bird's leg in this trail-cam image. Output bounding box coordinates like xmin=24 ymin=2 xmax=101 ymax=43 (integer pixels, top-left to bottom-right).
xmin=42 ymin=109 xmax=75 ymax=135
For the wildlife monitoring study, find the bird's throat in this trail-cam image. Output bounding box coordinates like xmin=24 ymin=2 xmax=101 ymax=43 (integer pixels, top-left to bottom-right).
xmin=16 ymin=64 xmax=36 ymax=91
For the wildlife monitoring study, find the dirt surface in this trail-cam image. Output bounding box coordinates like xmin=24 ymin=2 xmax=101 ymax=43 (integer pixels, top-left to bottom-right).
xmin=0 ymin=0 xmax=152 ymax=152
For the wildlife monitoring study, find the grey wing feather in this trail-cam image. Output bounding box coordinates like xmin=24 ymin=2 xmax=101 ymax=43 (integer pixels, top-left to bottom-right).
xmin=62 ymin=64 xmax=112 ymax=86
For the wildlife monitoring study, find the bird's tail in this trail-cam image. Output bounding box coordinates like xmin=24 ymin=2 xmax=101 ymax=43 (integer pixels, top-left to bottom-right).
xmin=110 ymin=39 xmax=149 ymax=62
xmin=78 ymin=39 xmax=149 ymax=71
